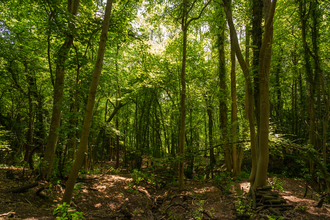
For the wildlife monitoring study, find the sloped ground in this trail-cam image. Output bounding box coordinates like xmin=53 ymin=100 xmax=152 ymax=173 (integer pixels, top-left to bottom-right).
xmin=0 ymin=166 xmax=329 ymax=220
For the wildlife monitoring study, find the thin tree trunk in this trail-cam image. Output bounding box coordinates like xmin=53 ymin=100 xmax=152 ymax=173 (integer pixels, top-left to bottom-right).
xmin=231 ymin=40 xmax=239 ymax=176
xmin=207 ymin=106 xmax=214 ymax=178
xmin=178 ymin=0 xmax=188 ymax=190
xmin=24 ymin=61 xmax=33 ymax=163
xmin=299 ymin=0 xmax=317 ymax=179
xmin=225 ymin=0 xmax=256 ymax=185
xmin=62 ymin=0 xmax=113 ymax=203
xmin=40 ymin=0 xmax=80 ymax=180
xmin=218 ymin=6 xmax=231 ymax=172
xmin=115 ymin=45 xmax=121 ymax=169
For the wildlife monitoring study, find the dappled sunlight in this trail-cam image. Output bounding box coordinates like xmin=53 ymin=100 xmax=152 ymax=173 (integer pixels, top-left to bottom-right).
xmin=282 ymin=192 xmax=315 ymax=203
xmin=94 ymin=203 xmax=102 ymax=208
xmin=191 ymin=186 xmax=218 ymax=194
xmin=112 ymin=175 xmax=132 ymax=182
xmin=239 ymin=181 xmax=251 ymax=193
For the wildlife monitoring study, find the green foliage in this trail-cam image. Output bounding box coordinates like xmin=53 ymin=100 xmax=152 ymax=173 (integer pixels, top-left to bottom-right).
xmin=78 ymin=169 xmax=87 ymax=179
xmin=214 ymin=172 xmax=234 ymax=195
xmin=126 ymin=181 xmax=138 ymax=194
xmin=194 ymin=174 xmax=206 ymax=184
xmin=0 ymin=127 xmax=11 ymax=162
xmin=267 ymin=215 xmax=284 ymax=220
xmin=294 ymin=203 xmax=307 ymax=213
xmin=269 ymin=177 xmax=285 ymax=192
xmin=132 ymin=169 xmax=145 ymax=184
xmin=235 ymin=198 xmax=245 ymax=215
xmin=192 ymin=199 xmax=205 ymax=220
xmin=234 ymin=194 xmax=255 ymax=219
xmin=73 ymin=183 xmax=85 ymax=202
xmin=53 ymin=202 xmax=85 ymax=220
xmin=108 ymin=166 xmax=121 ymax=175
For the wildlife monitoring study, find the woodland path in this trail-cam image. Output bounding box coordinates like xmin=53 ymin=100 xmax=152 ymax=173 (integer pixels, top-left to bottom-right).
xmin=0 ymin=166 xmax=329 ymax=220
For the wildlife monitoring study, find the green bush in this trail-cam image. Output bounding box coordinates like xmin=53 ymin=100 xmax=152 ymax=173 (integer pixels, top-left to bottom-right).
xmin=53 ymin=202 xmax=85 ymax=220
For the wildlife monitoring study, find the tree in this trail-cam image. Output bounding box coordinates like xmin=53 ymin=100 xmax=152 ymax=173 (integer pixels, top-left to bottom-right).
xmin=171 ymin=0 xmax=210 ymax=190
xmin=224 ymin=0 xmax=277 ymax=188
xmin=62 ymin=0 xmax=113 ymax=203
xmin=40 ymin=0 xmax=80 ymax=180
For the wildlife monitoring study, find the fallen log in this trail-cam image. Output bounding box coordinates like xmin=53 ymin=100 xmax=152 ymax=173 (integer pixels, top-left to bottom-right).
xmin=6 ymin=182 xmax=38 ymax=193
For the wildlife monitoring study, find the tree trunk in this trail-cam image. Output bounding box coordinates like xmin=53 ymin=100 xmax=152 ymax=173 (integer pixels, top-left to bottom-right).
xmin=62 ymin=0 xmax=113 ymax=203
xmin=225 ymin=0 xmax=277 ymax=188
xmin=207 ymin=106 xmax=214 ymax=178
xmin=217 ymin=6 xmax=231 ymax=172
xmin=254 ymin=0 xmax=276 ymax=188
xmin=252 ymin=0 xmax=263 ymax=138
xmin=225 ymin=0 xmax=257 ymax=185
xmin=24 ymin=61 xmax=33 ymax=163
xmin=178 ymin=0 xmax=188 ymax=190
xmin=299 ymin=0 xmax=317 ymax=179
xmin=231 ymin=40 xmax=239 ymax=176
xmin=40 ymin=0 xmax=80 ymax=180
xmin=115 ymin=45 xmax=121 ymax=169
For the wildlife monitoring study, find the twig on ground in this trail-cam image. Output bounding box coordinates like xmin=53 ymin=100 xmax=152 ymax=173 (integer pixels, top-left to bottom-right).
xmin=0 ymin=211 xmax=15 ymax=217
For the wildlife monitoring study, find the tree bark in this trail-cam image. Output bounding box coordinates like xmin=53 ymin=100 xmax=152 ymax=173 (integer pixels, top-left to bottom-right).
xmin=40 ymin=0 xmax=80 ymax=180
xmin=24 ymin=61 xmax=33 ymax=163
xmin=218 ymin=7 xmax=231 ymax=172
xmin=225 ymin=0 xmax=277 ymax=188
xmin=254 ymin=0 xmax=276 ymax=188
xmin=62 ymin=0 xmax=113 ymax=203
xmin=231 ymin=39 xmax=239 ymax=176
xmin=252 ymin=0 xmax=263 ymax=137
xmin=224 ymin=0 xmax=257 ymax=185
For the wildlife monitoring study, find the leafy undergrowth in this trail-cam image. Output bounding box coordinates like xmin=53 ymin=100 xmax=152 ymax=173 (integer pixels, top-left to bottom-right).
xmin=0 ymin=165 xmax=329 ymax=220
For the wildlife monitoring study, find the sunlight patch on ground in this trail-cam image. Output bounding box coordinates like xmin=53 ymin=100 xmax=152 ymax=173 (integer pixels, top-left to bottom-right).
xmin=94 ymin=203 xmax=102 ymax=208
xmin=239 ymin=181 xmax=250 ymax=193
xmin=306 ymin=206 xmax=330 ymax=217
xmin=95 ymin=185 xmax=107 ymax=191
xmin=281 ymin=194 xmax=314 ymax=203
xmin=192 ymin=186 xmax=218 ymax=194
xmin=112 ymin=176 xmax=132 ymax=181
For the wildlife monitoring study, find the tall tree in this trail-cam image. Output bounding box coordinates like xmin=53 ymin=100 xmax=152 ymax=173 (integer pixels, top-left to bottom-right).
xmin=63 ymin=0 xmax=113 ymax=203
xmin=40 ymin=0 xmax=80 ymax=180
xmin=177 ymin=0 xmax=210 ymax=190
xmin=224 ymin=0 xmax=277 ymax=188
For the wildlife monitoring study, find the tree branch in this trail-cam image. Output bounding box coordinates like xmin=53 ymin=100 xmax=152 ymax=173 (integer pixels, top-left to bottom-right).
xmin=187 ymin=0 xmax=197 ymax=15
xmin=186 ymin=0 xmax=211 ymax=27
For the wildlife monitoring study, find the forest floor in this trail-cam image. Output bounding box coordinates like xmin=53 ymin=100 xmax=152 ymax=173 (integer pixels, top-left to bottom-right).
xmin=0 ymin=163 xmax=330 ymax=220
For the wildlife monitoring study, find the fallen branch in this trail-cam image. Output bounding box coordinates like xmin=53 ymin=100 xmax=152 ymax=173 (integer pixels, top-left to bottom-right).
xmin=6 ymin=182 xmax=38 ymax=193
xmin=0 ymin=211 xmax=15 ymax=217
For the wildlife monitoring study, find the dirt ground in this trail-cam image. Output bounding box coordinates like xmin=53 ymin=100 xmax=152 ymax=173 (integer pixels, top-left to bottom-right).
xmin=0 ymin=165 xmax=329 ymax=220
